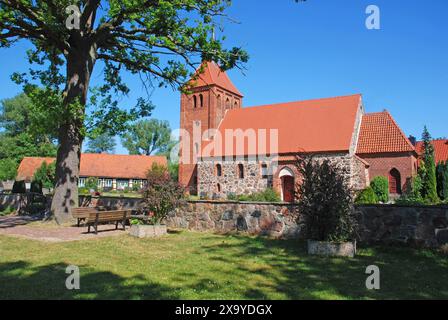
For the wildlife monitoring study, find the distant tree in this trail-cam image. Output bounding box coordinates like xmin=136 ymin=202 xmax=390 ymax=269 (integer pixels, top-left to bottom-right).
xmin=0 ymin=93 xmax=57 ymax=180
xmin=33 ymin=162 xmax=56 ymax=190
xmin=86 ymin=132 xmax=116 ymax=154
xmin=122 ymin=119 xmax=172 ymax=156
xmin=436 ymin=161 xmax=448 ymax=201
xmin=0 ymin=158 xmax=17 ymax=181
xmin=420 ymin=126 xmax=439 ymax=204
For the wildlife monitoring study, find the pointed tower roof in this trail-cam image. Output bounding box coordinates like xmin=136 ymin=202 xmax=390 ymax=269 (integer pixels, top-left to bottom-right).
xmin=189 ymin=61 xmax=243 ymax=97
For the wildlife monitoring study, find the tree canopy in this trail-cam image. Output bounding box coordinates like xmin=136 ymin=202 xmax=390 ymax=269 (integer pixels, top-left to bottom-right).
xmin=86 ymin=131 xmax=116 ymax=154
xmin=122 ymin=118 xmax=172 ymax=156
xmin=0 ymin=0 xmax=248 ymax=223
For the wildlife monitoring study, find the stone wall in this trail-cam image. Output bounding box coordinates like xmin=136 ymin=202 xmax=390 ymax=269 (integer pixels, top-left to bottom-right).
xmin=167 ymin=200 xmax=448 ymax=248
xmin=198 ymin=153 xmax=368 ymax=199
xmin=167 ymin=200 xmax=301 ymax=238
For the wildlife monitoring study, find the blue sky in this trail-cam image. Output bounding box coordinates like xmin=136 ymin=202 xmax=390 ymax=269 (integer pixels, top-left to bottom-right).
xmin=0 ymin=0 xmax=447 ymax=154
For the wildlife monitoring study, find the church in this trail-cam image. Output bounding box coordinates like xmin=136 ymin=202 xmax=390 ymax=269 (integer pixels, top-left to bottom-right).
xmin=178 ymin=61 xmax=419 ymax=201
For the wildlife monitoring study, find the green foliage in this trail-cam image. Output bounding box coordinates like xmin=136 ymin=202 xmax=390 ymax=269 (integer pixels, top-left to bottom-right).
xmin=122 ymin=119 xmax=173 ymax=156
xmin=0 ymin=93 xmax=57 ymax=180
xmin=85 ymin=177 xmax=99 ymax=192
xmin=32 ymin=161 xmax=56 ymax=190
xmin=355 ymin=187 xmax=378 ymax=205
xmin=0 ymin=206 xmax=15 ymax=216
xmin=30 ymin=181 xmax=43 ymax=194
xmin=436 ymin=161 xmax=448 ymax=201
xmin=370 ymin=176 xmax=389 ymax=203
xmin=12 ymin=180 xmax=26 ymax=194
xmin=420 ymin=127 xmax=440 ymax=204
xmin=227 ymin=188 xmax=281 ymax=202
xmin=295 ymin=155 xmax=356 ymax=242
xmin=86 ymin=132 xmax=116 ymax=154
xmin=396 ymin=175 xmax=426 ymax=205
xmin=78 ymin=187 xmax=90 ymax=196
xmin=0 ymin=158 xmax=18 ymax=181
xmin=140 ymin=163 xmax=185 ymax=225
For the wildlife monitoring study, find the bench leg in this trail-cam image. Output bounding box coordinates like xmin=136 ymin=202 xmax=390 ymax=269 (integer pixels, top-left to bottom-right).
xmin=77 ymin=218 xmax=80 ymax=227
xmin=94 ymin=222 xmax=98 ymax=234
xmin=87 ymin=225 xmax=90 ymax=233
xmin=115 ymin=221 xmax=119 ymax=230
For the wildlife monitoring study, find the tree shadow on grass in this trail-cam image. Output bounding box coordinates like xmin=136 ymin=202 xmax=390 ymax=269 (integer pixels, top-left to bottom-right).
xmin=190 ymin=234 xmax=448 ymax=300
xmin=0 ymin=261 xmax=178 ymax=300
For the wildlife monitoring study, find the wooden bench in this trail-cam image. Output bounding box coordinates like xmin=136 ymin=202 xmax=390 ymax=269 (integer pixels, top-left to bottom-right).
xmin=72 ymin=207 xmax=98 ymax=227
xmin=86 ymin=210 xmax=132 ymax=234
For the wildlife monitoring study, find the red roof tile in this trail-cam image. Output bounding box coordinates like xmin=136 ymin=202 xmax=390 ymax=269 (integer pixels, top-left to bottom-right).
xmin=16 ymin=154 xmax=167 ymax=181
xmin=189 ymin=61 xmax=243 ymax=96
xmin=16 ymin=157 xmax=55 ymax=181
xmin=202 ymin=94 xmax=362 ymax=157
xmin=356 ymin=111 xmax=415 ymax=154
xmin=415 ymin=139 xmax=448 ymax=164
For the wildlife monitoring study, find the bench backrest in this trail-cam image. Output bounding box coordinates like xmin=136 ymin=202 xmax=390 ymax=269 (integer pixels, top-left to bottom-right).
xmin=72 ymin=207 xmax=98 ymax=218
xmin=86 ymin=210 xmax=131 ymax=223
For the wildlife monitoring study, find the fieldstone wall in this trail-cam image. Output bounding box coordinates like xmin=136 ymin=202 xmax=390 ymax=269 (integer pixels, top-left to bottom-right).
xmin=167 ymin=200 xmax=301 ymax=238
xmin=356 ymin=204 xmax=448 ymax=247
xmin=198 ymin=153 xmax=368 ymax=199
xmin=167 ymin=201 xmax=448 ymax=247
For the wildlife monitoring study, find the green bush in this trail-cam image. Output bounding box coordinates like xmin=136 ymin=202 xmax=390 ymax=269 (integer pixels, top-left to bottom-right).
xmin=370 ymin=176 xmax=389 ymax=203
xmin=0 ymin=206 xmax=15 ymax=216
xmin=355 ymin=187 xmax=378 ymax=205
xmin=12 ymin=180 xmax=26 ymax=193
xmin=78 ymin=187 xmax=90 ymax=195
xmin=226 ymin=188 xmax=281 ymax=202
xmin=30 ymin=180 xmax=43 ymax=194
xmin=33 ymin=161 xmax=56 ymax=189
xmin=295 ymin=155 xmax=356 ymax=242
xmin=85 ymin=177 xmax=98 ymax=191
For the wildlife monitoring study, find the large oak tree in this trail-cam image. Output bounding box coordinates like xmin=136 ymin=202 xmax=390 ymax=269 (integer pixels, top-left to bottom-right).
xmin=0 ymin=0 xmax=248 ymax=223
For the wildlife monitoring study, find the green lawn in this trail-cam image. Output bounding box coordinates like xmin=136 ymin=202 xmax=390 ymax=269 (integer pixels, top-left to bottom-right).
xmin=0 ymin=231 xmax=447 ymax=299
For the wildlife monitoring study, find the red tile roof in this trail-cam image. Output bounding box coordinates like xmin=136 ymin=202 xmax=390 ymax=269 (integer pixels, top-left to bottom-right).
xmin=16 ymin=157 xmax=55 ymax=181
xmin=16 ymin=154 xmax=167 ymax=181
xmin=415 ymin=139 xmax=448 ymax=164
xmin=189 ymin=61 xmax=243 ymax=97
xmin=202 ymin=94 xmax=362 ymax=157
xmin=356 ymin=111 xmax=415 ymax=154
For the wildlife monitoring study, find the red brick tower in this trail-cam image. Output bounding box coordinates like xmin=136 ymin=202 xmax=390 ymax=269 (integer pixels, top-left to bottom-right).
xmin=179 ymin=61 xmax=243 ymax=193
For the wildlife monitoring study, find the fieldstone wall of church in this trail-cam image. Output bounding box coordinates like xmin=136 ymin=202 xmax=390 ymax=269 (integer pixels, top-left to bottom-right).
xmin=198 ymin=153 xmax=368 ymax=199
xmin=198 ymin=160 xmax=269 ymax=198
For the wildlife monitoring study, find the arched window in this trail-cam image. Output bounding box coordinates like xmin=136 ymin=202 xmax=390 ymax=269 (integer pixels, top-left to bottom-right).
xmin=238 ymin=164 xmax=244 ymax=179
xmin=193 ymin=95 xmax=197 ymax=108
xmin=226 ymin=98 xmax=231 ymax=110
xmin=215 ymin=164 xmax=222 ymax=177
xmin=234 ymin=101 xmax=238 ymax=109
xmin=199 ymin=94 xmax=204 ymax=108
xmin=389 ymin=168 xmax=402 ymax=194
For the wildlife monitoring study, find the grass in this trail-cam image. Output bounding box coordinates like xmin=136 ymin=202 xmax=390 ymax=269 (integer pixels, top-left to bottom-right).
xmin=0 ymin=230 xmax=447 ymax=300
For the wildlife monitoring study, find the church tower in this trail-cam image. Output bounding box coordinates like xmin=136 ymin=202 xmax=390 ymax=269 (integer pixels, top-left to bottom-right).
xmin=179 ymin=61 xmax=243 ymax=193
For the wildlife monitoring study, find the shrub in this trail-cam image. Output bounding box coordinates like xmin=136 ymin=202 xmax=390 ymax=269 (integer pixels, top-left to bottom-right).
xmin=78 ymin=187 xmax=90 ymax=195
xmin=85 ymin=177 xmax=98 ymax=192
xmin=355 ymin=187 xmax=378 ymax=205
xmin=420 ymin=127 xmax=440 ymax=204
xmin=436 ymin=161 xmax=448 ymax=201
xmin=370 ymin=176 xmax=389 ymax=203
xmin=33 ymin=161 xmax=56 ymax=190
xmin=140 ymin=163 xmax=185 ymax=225
xmin=12 ymin=180 xmax=26 ymax=193
xmin=0 ymin=206 xmax=15 ymax=216
xmin=30 ymin=180 xmax=43 ymax=194
xmin=295 ymin=155 xmax=357 ymax=242
xmin=396 ymin=175 xmax=426 ymax=205
xmin=226 ymin=188 xmax=281 ymax=202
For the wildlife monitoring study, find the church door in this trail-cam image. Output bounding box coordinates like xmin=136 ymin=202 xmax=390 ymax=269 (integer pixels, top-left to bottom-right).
xmin=388 ymin=168 xmax=402 ymax=194
xmin=281 ymin=176 xmax=295 ymax=202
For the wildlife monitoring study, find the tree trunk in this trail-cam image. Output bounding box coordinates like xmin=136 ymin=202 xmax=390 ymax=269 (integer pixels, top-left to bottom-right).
xmin=51 ymin=46 xmax=96 ymax=224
